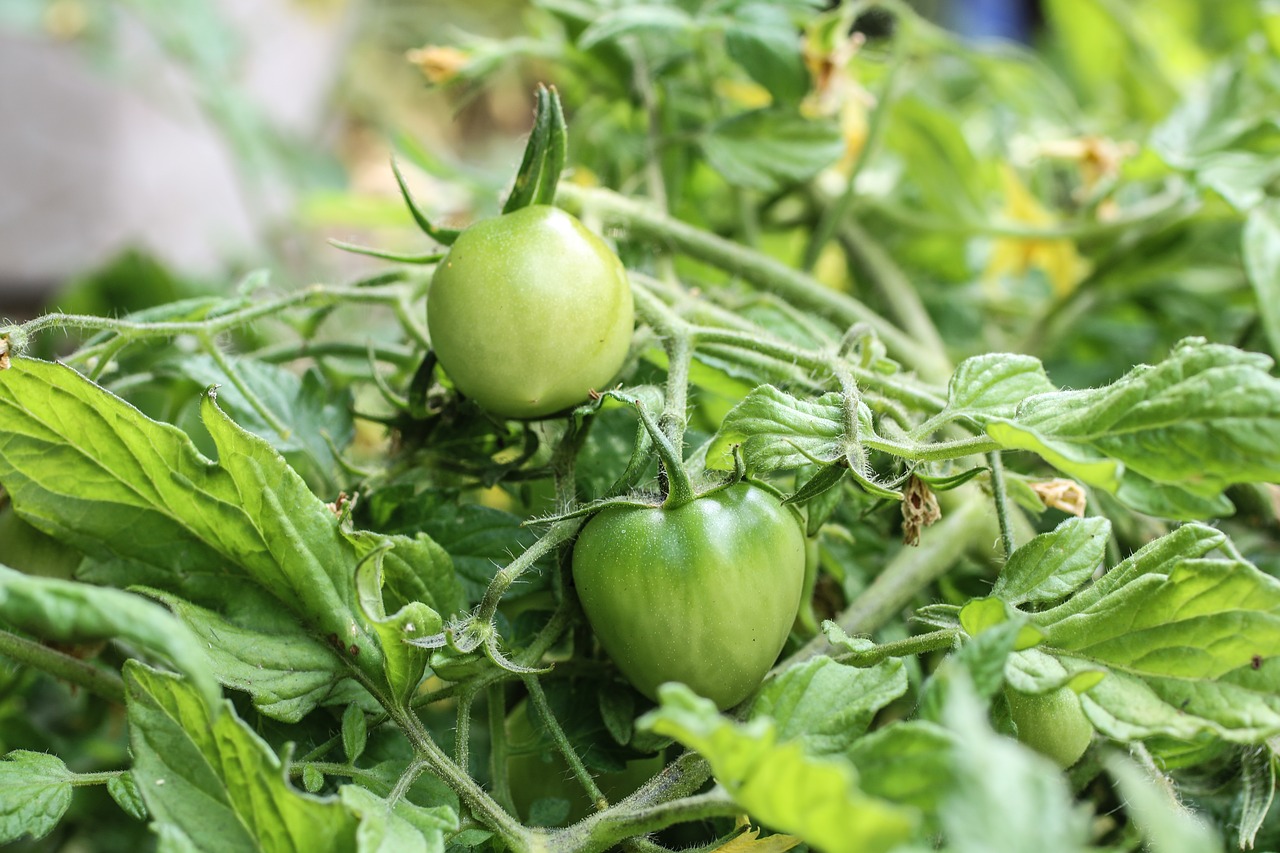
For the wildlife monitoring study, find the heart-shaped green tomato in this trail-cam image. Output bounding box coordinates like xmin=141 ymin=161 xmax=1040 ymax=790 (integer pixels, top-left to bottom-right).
xmin=571 ymin=482 xmax=806 ymax=709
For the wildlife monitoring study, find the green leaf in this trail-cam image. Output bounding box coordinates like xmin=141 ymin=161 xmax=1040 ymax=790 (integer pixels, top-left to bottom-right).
xmin=723 ymin=5 xmax=809 ymax=105
xmin=884 ymin=97 xmax=989 ymax=222
xmin=1042 ymin=559 xmax=1280 ymax=680
xmin=1027 ymin=525 xmax=1280 ymax=742
xmin=363 ymin=487 xmax=542 ymax=607
xmin=751 ymin=657 xmax=908 ymax=756
xmin=1004 ymin=648 xmax=1104 ymax=696
xmin=1151 ymin=48 xmax=1280 ymax=168
xmin=1195 ymin=151 xmax=1280 ymax=212
xmin=342 ymin=705 xmax=369 ymax=765
xmin=920 ymin=619 xmax=1025 ymax=722
xmin=1103 ymin=755 xmax=1224 ymax=853
xmin=844 ymin=722 xmax=956 ymax=816
xmin=151 ymin=588 xmax=352 ymax=724
xmin=108 ymin=771 xmax=148 ymax=821
xmin=0 ymin=565 xmax=220 ymax=709
xmin=0 ymin=751 xmax=73 ymax=844
xmin=991 ymin=516 xmax=1110 ymax=606
xmin=577 ymin=5 xmax=694 ymax=49
xmin=957 ymin=599 xmax=1043 ymax=652
xmin=986 ymin=339 xmax=1280 ymax=517
xmin=707 ymin=386 xmax=846 ymax=472
xmin=1244 ymin=199 xmax=1280 ymax=358
xmin=935 ymin=675 xmax=1090 ymax=853
xmin=1238 ymin=744 xmax=1275 ymax=851
xmin=340 ymin=785 xmax=449 ymax=853
xmin=702 ymin=110 xmax=844 ymax=192
xmin=157 ymin=354 xmax=354 ymax=492
xmin=0 ymin=357 xmax=461 ymax=692
xmin=942 ymin=353 xmax=1055 ymax=422
xmin=125 ymin=661 xmax=359 ymax=852
xmin=639 ymin=684 xmax=916 ymax=853
xmin=353 ymin=544 xmax=444 ymax=705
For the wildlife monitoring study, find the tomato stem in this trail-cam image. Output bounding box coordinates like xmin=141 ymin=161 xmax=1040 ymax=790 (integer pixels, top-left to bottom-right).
xmin=0 ymin=627 xmax=125 ymax=705
xmin=523 ymin=675 xmax=609 ymax=810
xmin=987 ymin=450 xmax=1018 ymax=559
xmin=558 ymin=184 xmax=953 ymax=383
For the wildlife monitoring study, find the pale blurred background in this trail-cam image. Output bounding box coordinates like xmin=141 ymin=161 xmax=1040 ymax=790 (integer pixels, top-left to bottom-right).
xmin=0 ymin=0 xmax=1038 ymax=320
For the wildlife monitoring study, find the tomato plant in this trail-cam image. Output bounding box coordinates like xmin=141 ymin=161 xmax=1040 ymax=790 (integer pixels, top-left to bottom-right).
xmin=427 ymin=205 xmax=634 ymax=419
xmin=572 ymin=480 xmax=806 ymax=710
xmin=2 ymin=3 xmax=1280 ymax=853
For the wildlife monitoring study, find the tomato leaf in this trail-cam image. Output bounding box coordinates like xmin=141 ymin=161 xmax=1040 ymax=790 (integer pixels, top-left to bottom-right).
xmin=0 ymin=751 xmax=73 ymax=844
xmin=1024 ymin=525 xmax=1280 ymax=742
xmin=844 ymin=722 xmax=957 ymax=817
xmin=107 ymin=772 xmax=148 ymax=821
xmin=141 ymin=587 xmax=354 ymax=723
xmin=706 ymin=385 xmax=862 ymax=473
xmin=750 ymin=657 xmax=908 ymax=756
xmin=153 ymin=354 xmax=354 ymax=494
xmin=125 ymin=662 xmax=361 ymax=852
xmin=0 ymin=357 xmax=462 ymax=693
xmin=0 ymin=565 xmax=220 ymax=710
xmin=702 ymin=110 xmax=845 ymax=192
xmin=1103 ymin=755 xmax=1224 ymax=853
xmin=1238 ymin=745 xmax=1275 ymax=851
xmin=577 ymin=5 xmax=695 ymax=50
xmin=991 ymin=516 xmax=1110 ymax=606
xmin=340 ymin=785 xmax=453 ymax=853
xmin=723 ymin=5 xmax=809 ymax=106
xmin=984 ymin=338 xmax=1280 ymax=519
xmin=1243 ymin=199 xmax=1280 ymax=357
xmin=639 ymin=683 xmax=917 ymax=853
xmin=941 ymin=353 xmax=1056 ymax=422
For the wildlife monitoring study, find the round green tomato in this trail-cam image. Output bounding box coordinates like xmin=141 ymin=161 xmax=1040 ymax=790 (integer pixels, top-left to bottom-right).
xmin=427 ymin=205 xmax=634 ymax=419
xmin=571 ymin=483 xmax=806 ymax=710
xmin=1006 ymin=686 xmax=1093 ymax=768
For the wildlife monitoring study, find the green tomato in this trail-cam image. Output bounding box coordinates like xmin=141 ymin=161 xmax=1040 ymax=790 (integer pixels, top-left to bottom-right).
xmin=427 ymin=205 xmax=634 ymax=419
xmin=571 ymin=483 xmax=806 ymax=710
xmin=1006 ymin=686 xmax=1093 ymax=768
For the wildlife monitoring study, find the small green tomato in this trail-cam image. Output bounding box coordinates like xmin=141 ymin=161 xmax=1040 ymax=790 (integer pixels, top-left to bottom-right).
xmin=1007 ymin=685 xmax=1094 ymax=768
xmin=427 ymin=205 xmax=634 ymax=419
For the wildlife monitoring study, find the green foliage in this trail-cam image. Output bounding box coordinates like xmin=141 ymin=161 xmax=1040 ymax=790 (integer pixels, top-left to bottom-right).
xmin=3 ymin=0 xmax=1280 ymax=850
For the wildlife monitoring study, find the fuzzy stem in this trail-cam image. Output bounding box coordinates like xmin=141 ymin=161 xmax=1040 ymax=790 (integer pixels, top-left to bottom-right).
xmin=987 ymin=450 xmax=1017 ymax=559
xmin=0 ymin=628 xmax=126 ymax=704
xmin=834 ymin=628 xmax=962 ymax=667
xmin=557 ymin=185 xmax=951 ymax=382
xmin=524 ymin=675 xmax=608 ymax=810
xmin=558 ymin=789 xmax=741 ymax=853
xmin=487 ymin=682 xmax=517 ymax=815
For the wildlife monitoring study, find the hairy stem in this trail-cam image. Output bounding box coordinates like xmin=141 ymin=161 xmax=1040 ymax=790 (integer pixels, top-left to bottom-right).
xmin=987 ymin=450 xmax=1017 ymax=559
xmin=835 ymin=627 xmax=962 ymax=667
xmin=558 ymin=185 xmax=951 ymax=382
xmin=560 ymin=788 xmax=741 ymax=853
xmin=524 ymin=676 xmax=607 ymax=810
xmin=0 ymin=629 xmax=126 ymax=704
